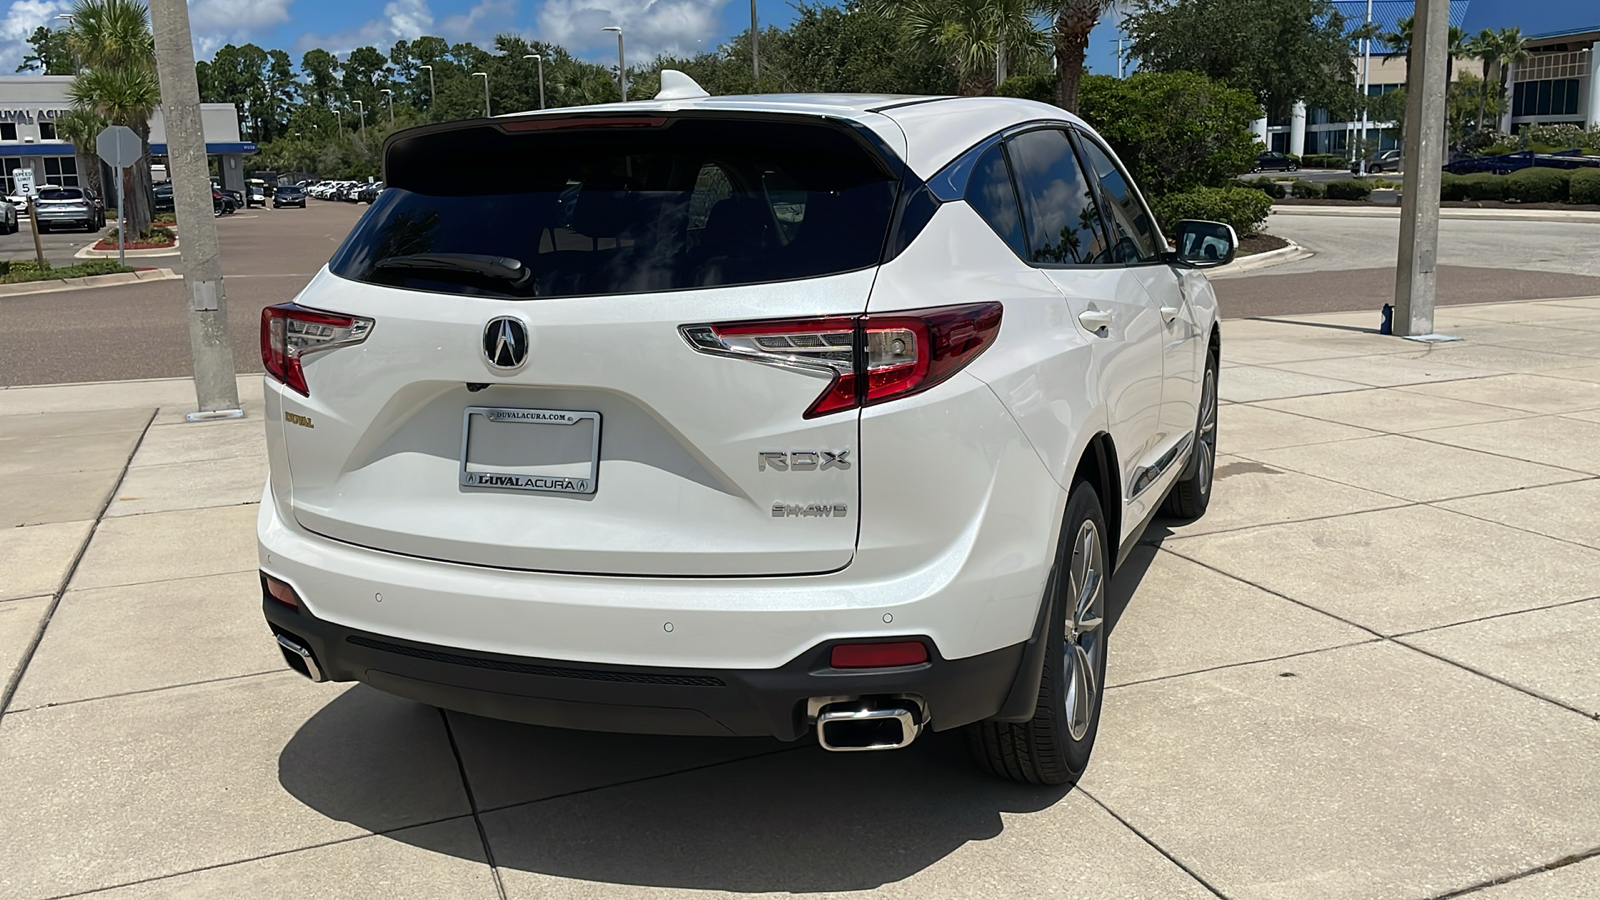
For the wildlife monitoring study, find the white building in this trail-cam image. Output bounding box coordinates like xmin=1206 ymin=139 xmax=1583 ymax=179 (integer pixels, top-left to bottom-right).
xmin=0 ymin=75 xmax=255 ymax=194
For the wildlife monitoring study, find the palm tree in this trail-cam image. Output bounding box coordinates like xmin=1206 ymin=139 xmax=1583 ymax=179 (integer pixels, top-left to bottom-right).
xmin=872 ymin=0 xmax=1048 ymax=96
xmin=53 ymin=107 xmax=108 ymax=199
xmin=64 ymin=0 xmax=157 ymax=236
xmin=1465 ymin=29 xmax=1494 ymax=134
xmin=1054 ymin=0 xmax=1113 ymax=113
xmin=1493 ymin=27 xmax=1530 ymax=130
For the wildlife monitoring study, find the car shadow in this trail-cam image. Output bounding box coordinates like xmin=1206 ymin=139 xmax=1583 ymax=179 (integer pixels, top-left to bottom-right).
xmin=279 ymin=687 xmax=1075 ymax=893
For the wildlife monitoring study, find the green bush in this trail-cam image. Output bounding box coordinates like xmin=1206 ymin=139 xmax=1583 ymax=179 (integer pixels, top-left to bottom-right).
xmin=1505 ymin=167 xmax=1570 ymax=203
xmin=1324 ymin=179 xmax=1373 ymax=201
xmin=1153 ymin=186 xmax=1273 ymax=236
xmin=1461 ymin=173 xmax=1508 ymax=201
xmin=1290 ymin=180 xmax=1326 ymax=199
xmin=0 ymin=258 xmax=132 ymax=284
xmin=1078 ymin=71 xmax=1262 ymax=197
xmin=1243 ymin=177 xmax=1285 ymax=199
xmin=996 ymin=73 xmax=1054 ymax=105
xmin=1569 ymin=169 xmax=1600 ymax=205
xmin=1440 ymin=173 xmax=1470 ymax=201
xmin=1299 ymin=153 xmax=1345 ymax=169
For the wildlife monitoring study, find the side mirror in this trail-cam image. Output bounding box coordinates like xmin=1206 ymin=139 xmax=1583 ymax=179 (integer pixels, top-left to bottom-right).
xmin=1171 ymin=220 xmax=1238 ymax=269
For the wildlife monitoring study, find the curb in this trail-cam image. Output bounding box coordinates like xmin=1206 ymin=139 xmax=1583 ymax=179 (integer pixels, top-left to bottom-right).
xmin=74 ymin=239 xmax=181 ymax=260
xmin=0 ymin=267 xmax=181 ymax=299
xmin=1271 ymin=204 xmax=1600 ymax=223
xmin=1211 ymin=239 xmax=1312 ymax=277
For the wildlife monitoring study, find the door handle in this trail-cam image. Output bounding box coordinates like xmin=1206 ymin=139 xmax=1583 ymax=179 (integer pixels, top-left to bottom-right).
xmin=1078 ymin=309 xmax=1113 ymax=334
xmin=1159 ymin=306 xmax=1181 ymax=323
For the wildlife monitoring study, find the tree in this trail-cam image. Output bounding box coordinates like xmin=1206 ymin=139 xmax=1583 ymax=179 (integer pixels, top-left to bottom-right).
xmin=872 ymin=0 xmax=1048 ymax=96
xmin=1465 ymin=29 xmax=1494 ymax=135
xmin=1077 ymin=71 xmax=1261 ymax=197
xmin=1128 ymin=0 xmax=1356 ymax=123
xmin=54 ymin=108 xmax=108 ymax=198
xmin=299 ymin=49 xmax=341 ymax=108
xmin=1492 ymin=27 xmax=1530 ymax=128
xmin=1054 ymin=0 xmax=1111 ymax=113
xmin=65 ymin=0 xmax=158 ymax=237
xmin=18 ymin=26 xmax=74 ymax=74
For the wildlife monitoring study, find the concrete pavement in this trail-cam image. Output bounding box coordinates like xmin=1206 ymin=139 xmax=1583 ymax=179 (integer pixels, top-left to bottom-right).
xmin=2 ymin=299 xmax=1600 ymax=898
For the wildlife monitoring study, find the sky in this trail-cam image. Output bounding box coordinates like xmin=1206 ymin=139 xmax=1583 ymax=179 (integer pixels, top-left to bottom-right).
xmin=0 ymin=0 xmax=1592 ymax=81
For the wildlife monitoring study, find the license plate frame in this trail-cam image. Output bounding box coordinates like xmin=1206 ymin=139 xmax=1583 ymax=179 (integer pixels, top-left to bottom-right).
xmin=459 ymin=406 xmax=601 ymax=495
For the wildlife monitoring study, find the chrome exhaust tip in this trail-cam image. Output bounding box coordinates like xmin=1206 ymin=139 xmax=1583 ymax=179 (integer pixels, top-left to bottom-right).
xmin=275 ymin=633 xmax=327 ymax=683
xmin=816 ymin=699 xmax=923 ymax=752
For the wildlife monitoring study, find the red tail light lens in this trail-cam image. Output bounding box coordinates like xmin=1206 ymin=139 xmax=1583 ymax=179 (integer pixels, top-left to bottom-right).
xmin=261 ymin=303 xmax=374 ymax=397
xmin=830 ymin=641 xmax=929 ymax=669
xmin=680 ymin=303 xmax=1002 ymax=418
xmin=262 ymin=573 xmax=300 ymax=609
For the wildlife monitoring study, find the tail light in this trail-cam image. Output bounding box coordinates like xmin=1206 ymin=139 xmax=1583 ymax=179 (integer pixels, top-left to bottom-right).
xmin=261 ymin=303 xmax=373 ymax=396
xmin=680 ymin=303 xmax=1002 ymax=418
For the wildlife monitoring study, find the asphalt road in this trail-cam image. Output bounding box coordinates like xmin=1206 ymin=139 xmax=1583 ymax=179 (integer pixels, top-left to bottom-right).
xmin=0 ymin=216 xmax=110 ymax=267
xmin=1211 ymin=209 xmax=1600 ymax=319
xmin=0 ymin=201 xmax=366 ymax=386
xmin=4 ymin=200 xmax=1600 ymax=386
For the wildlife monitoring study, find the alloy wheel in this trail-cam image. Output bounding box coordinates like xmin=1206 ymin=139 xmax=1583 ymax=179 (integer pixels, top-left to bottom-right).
xmin=1064 ymin=518 xmax=1105 ymax=741
xmin=1197 ymin=365 xmax=1217 ymax=498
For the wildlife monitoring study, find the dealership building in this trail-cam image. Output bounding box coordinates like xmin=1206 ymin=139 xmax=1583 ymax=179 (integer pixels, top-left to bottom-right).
xmin=1259 ymin=2 xmax=1600 ymax=158
xmin=0 ymin=75 xmax=255 ymax=195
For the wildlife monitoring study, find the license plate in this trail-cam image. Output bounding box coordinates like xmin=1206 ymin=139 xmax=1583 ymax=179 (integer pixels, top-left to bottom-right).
xmin=460 ymin=407 xmax=601 ymax=494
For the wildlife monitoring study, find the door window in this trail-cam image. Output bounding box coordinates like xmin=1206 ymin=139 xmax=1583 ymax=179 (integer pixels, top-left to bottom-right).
xmin=1005 ymin=128 xmax=1109 ymax=265
xmin=1076 ymin=136 xmax=1161 ymax=264
xmin=964 ymin=142 xmax=1027 ymax=260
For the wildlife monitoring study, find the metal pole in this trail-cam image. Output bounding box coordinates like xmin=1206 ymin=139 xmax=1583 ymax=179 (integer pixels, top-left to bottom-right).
xmin=538 ymin=56 xmax=545 ymax=109
xmin=115 ymin=165 xmax=125 ymax=268
xmin=420 ymin=65 xmax=435 ymax=121
xmin=603 ymin=28 xmax=625 ymax=101
xmin=354 ymin=100 xmax=366 ymax=142
xmin=751 ymin=0 xmax=759 ymax=83
xmin=149 ymin=0 xmax=241 ymax=417
xmin=1358 ymin=0 xmax=1372 ymax=174
xmin=382 ymin=89 xmax=393 ymax=127
xmin=1394 ymin=0 xmax=1448 ymax=338
xmin=474 ymin=72 xmax=490 ymax=116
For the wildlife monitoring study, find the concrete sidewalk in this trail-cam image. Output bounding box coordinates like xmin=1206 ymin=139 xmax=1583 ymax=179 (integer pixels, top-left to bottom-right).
xmin=2 ymin=299 xmax=1599 ymax=899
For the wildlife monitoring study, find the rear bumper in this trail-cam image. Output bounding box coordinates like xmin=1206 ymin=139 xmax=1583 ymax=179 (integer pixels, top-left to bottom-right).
xmin=263 ymin=584 xmax=1024 ymax=740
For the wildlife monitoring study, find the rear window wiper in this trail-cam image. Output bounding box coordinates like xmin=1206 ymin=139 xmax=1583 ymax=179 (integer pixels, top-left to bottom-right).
xmin=373 ymin=253 xmax=535 ymax=291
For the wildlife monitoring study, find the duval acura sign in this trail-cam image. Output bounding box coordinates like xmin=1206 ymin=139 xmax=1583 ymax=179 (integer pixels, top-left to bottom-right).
xmin=0 ymin=109 xmax=66 ymax=124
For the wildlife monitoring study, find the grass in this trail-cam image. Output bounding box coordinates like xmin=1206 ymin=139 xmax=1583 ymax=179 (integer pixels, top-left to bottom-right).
xmin=0 ymin=259 xmax=135 ymax=284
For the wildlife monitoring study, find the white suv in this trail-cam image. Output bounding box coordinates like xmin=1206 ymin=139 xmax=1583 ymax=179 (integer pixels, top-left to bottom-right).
xmin=258 ymin=84 xmax=1230 ymax=785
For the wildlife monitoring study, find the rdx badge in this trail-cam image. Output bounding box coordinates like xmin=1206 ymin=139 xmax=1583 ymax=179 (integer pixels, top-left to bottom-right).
xmin=758 ymin=450 xmax=851 ymax=472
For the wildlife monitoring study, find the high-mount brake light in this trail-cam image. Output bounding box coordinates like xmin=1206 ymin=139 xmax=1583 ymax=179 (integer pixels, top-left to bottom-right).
xmin=680 ymin=303 xmax=1002 ymax=418
xmin=261 ymin=303 xmax=374 ymax=397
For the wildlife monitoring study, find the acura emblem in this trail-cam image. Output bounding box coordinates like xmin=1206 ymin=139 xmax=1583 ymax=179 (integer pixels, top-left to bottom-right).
xmin=483 ymin=316 xmax=529 ymax=369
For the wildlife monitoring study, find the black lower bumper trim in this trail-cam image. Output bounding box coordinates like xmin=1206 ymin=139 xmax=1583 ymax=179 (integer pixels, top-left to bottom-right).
xmin=263 ymin=589 xmax=1024 ymax=741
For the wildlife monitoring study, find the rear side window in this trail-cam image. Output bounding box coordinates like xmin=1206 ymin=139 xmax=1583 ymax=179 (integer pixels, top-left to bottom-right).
xmin=1076 ymin=137 xmax=1161 ymax=263
xmin=1005 ymin=129 xmax=1108 ymax=266
xmin=965 ymin=143 xmax=1026 ymax=259
xmin=330 ymin=117 xmax=900 ymax=299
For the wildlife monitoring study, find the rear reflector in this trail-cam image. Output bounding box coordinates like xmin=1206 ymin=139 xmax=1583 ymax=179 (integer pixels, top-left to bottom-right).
xmin=261 ymin=303 xmax=374 ymax=397
xmin=681 ymin=303 xmax=1002 ymax=418
xmin=263 ymin=574 xmax=300 ymax=609
xmin=830 ymin=641 xmax=929 ymax=669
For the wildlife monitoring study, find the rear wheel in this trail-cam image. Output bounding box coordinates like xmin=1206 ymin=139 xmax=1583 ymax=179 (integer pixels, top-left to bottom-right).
xmin=968 ymin=480 xmax=1108 ymax=785
xmin=1162 ymin=344 xmax=1219 ymax=519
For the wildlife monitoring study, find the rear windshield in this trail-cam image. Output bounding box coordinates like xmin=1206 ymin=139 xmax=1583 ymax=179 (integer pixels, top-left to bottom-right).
xmin=38 ymin=188 xmax=83 ymax=201
xmin=328 ymin=116 xmax=901 ymax=299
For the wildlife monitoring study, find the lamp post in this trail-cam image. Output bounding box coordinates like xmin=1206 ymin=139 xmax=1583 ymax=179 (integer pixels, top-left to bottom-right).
xmin=523 ymin=54 xmax=546 ymax=110
xmin=331 ymin=104 xmax=342 ymax=138
xmin=1358 ymin=0 xmax=1373 ymax=175
xmin=750 ymin=0 xmax=759 ymax=83
xmin=56 ymin=14 xmax=76 ymax=73
xmin=473 ymin=71 xmax=490 ymax=117
xmin=419 ymin=64 xmax=436 ymax=120
xmin=380 ymin=88 xmax=394 ymax=127
xmin=602 ymin=26 xmax=626 ymax=101
xmin=353 ymin=99 xmax=366 ymax=143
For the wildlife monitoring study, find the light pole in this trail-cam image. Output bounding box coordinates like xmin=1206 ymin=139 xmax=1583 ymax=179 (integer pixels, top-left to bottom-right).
xmin=750 ymin=0 xmax=759 ymax=82
xmin=331 ymin=104 xmax=342 ymax=138
xmin=1358 ymin=0 xmax=1374 ymax=175
xmin=353 ymin=99 xmax=366 ymax=143
xmin=474 ymin=71 xmax=490 ymax=116
xmin=380 ymin=88 xmax=394 ymax=127
xmin=523 ymin=54 xmax=546 ymax=110
xmin=419 ymin=64 xmax=435 ymax=120
xmin=602 ymin=26 xmax=626 ymax=101
xmin=56 ymin=14 xmax=76 ymax=73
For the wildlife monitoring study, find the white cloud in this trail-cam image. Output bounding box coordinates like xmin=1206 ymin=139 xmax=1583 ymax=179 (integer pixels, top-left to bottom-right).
xmin=295 ymin=0 xmax=437 ymax=55
xmin=535 ymin=0 xmax=731 ymax=61
xmin=439 ymin=0 xmax=515 ymax=44
xmin=0 ymin=0 xmax=70 ymax=72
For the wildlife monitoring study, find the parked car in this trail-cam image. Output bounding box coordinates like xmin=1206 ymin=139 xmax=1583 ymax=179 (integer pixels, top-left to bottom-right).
xmin=1253 ymin=151 xmax=1299 ymax=172
xmin=213 ymin=188 xmax=237 ymax=216
xmin=356 ymin=181 xmax=384 ymax=203
xmin=0 ymin=198 xmax=17 ymax=234
xmin=246 ymin=179 xmax=269 ymax=208
xmin=256 ymin=86 xmax=1229 ymax=784
xmin=32 ymin=186 xmax=104 ymax=232
xmin=153 ymin=182 xmax=175 ymax=212
xmin=1351 ymin=149 xmax=1402 ymax=174
xmin=273 ymin=184 xmax=307 ymax=208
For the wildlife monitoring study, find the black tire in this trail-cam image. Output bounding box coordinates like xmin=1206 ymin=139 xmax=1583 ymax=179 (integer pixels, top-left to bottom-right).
xmin=968 ymin=479 xmax=1109 ymax=785
xmin=1162 ymin=343 xmax=1219 ymax=519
